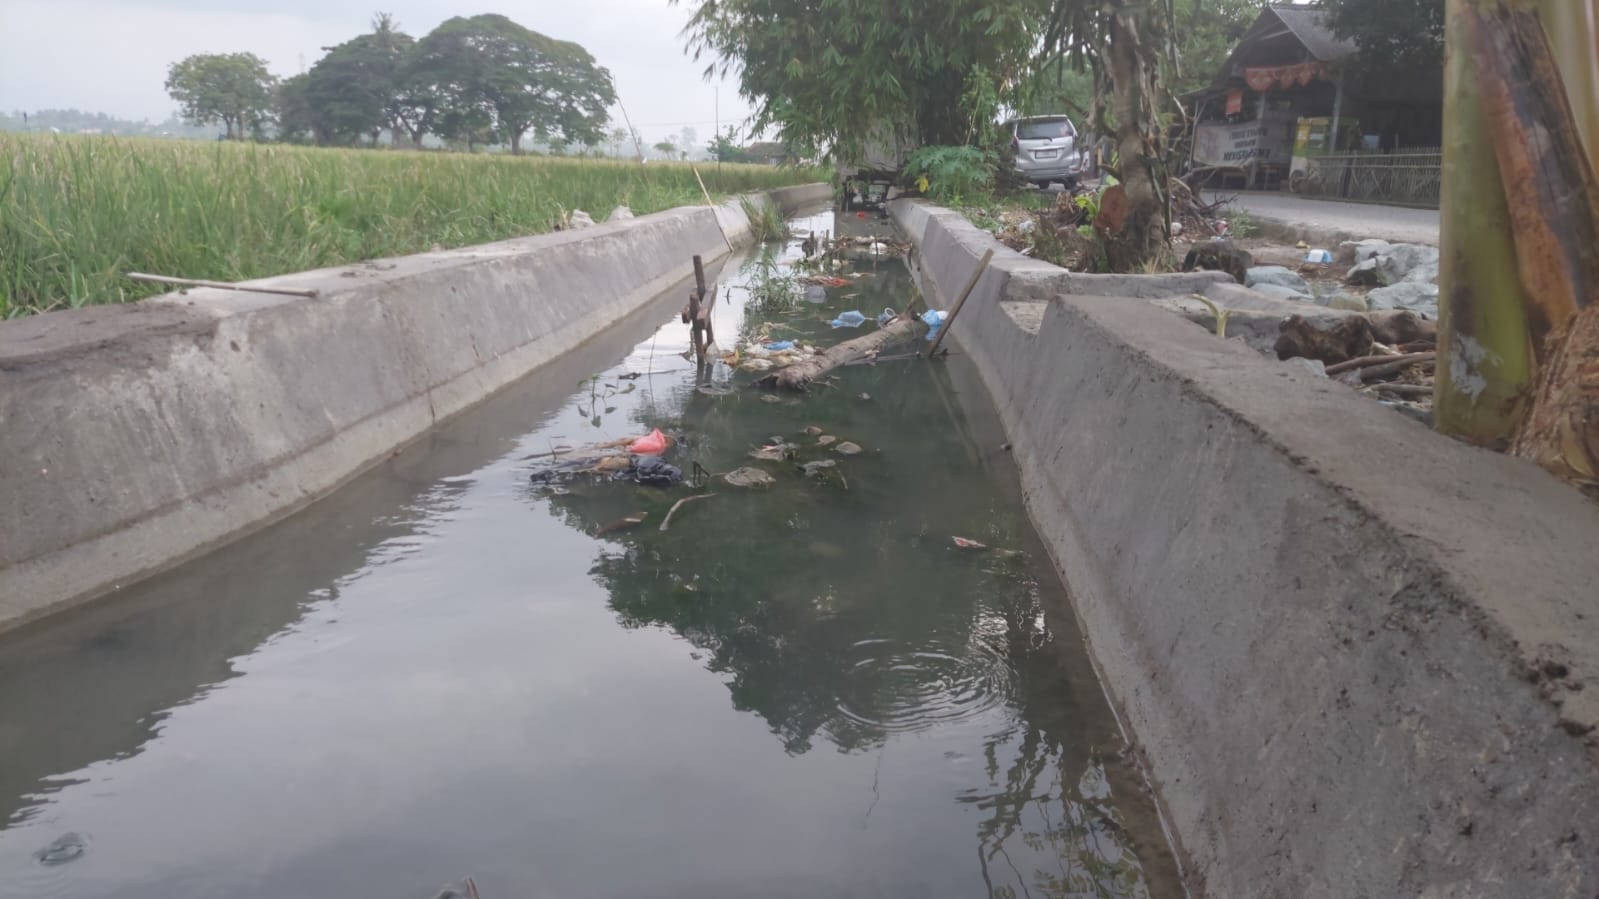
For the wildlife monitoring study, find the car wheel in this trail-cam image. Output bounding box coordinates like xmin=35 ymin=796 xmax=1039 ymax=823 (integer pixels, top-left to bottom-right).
xmin=1034 ymin=179 xmax=1053 ymax=189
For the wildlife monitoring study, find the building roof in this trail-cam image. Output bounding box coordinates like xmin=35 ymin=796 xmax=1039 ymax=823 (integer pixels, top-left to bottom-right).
xmin=1198 ymin=4 xmax=1358 ymax=93
xmin=1268 ymin=5 xmax=1358 ymax=63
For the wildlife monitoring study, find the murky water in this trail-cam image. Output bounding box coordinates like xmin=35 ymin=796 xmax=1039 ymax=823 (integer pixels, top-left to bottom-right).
xmin=0 ymin=212 xmax=1179 ymax=899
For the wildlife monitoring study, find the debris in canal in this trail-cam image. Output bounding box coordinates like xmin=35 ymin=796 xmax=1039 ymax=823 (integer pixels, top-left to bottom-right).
xmin=757 ymin=314 xmax=930 ymax=390
xmin=722 ymin=467 xmax=777 ymax=488
xmin=596 ymin=513 xmax=648 ymax=537
xmin=628 ymin=428 xmax=670 ymax=455
xmin=33 ymin=832 xmax=86 ymax=866
xmin=749 ymin=441 xmax=793 ymax=461
xmin=952 ymin=536 xmax=989 ymax=550
xmin=817 ymin=435 xmax=837 ymax=446
xmin=834 ymin=441 xmax=863 ymax=456
xmin=660 ymin=492 xmax=717 ymax=530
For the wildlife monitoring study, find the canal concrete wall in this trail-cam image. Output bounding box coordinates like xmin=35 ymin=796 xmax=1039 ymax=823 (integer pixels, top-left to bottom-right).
xmin=0 ymin=183 xmax=831 ymax=633
xmin=892 ymin=199 xmax=1599 ymax=898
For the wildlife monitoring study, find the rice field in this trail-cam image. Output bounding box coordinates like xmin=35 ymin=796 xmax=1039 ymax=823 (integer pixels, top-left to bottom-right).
xmin=0 ymin=134 xmax=828 ymax=318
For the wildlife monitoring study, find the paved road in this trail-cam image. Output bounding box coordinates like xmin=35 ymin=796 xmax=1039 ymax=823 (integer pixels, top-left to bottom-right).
xmin=1222 ymin=191 xmax=1441 ymax=246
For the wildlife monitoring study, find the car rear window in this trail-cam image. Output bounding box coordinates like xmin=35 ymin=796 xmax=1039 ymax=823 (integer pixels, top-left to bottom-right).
xmin=1018 ymin=118 xmax=1074 ymax=140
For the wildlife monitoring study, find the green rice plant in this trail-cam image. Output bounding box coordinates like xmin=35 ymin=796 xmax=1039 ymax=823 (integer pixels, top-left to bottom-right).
xmin=0 ymin=134 xmax=828 ymax=317
xmin=747 ymin=250 xmax=801 ymax=312
xmin=739 ymin=196 xmax=790 ymax=243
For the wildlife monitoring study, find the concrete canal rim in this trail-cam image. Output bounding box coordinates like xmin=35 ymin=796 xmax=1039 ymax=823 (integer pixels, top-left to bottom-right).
xmin=0 ymin=184 xmax=831 ymax=634
xmin=891 ymin=198 xmax=1599 ymax=897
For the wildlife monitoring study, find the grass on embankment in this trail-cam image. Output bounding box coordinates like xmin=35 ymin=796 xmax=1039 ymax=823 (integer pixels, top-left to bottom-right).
xmin=0 ymin=134 xmax=828 ymax=318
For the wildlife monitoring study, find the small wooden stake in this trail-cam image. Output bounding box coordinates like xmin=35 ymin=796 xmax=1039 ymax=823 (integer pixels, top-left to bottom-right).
xmin=925 ymin=249 xmax=995 ymax=358
xmin=126 ymin=272 xmax=320 ymax=299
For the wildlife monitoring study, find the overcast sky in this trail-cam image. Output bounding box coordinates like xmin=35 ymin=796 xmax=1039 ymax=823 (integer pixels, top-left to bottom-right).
xmin=0 ymin=0 xmax=756 ymax=143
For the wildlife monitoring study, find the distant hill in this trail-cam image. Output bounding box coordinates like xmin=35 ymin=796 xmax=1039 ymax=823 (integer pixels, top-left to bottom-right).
xmin=0 ymin=109 xmax=215 ymax=140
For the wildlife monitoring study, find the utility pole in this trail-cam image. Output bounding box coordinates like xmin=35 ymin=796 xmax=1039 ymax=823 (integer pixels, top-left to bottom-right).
xmin=715 ymin=86 xmax=721 ymax=172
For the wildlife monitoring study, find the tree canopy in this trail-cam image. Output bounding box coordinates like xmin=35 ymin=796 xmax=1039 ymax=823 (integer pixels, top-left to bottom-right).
xmin=1321 ymin=0 xmax=1445 ymax=92
xmin=175 ymin=13 xmax=615 ymax=153
xmin=165 ymin=52 xmax=277 ymax=140
xmin=676 ymin=0 xmax=1051 ymax=158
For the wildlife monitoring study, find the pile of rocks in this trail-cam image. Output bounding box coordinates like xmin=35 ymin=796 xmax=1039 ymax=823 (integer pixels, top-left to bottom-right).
xmin=1240 ymin=238 xmax=1441 ymax=319
xmin=1337 ymin=239 xmax=1440 ymax=319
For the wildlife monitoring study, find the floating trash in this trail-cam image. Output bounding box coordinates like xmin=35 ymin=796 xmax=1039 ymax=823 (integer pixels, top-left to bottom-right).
xmin=34 ymin=832 xmax=85 ymax=866
xmin=803 ymin=425 xmax=824 ymax=436
xmin=627 ymin=428 xmax=669 ymax=455
xmin=951 ymin=536 xmax=989 ymax=550
xmin=799 ymin=460 xmax=838 ymax=477
xmin=740 ymin=358 xmax=775 ymax=372
xmin=834 ymin=441 xmax=863 ymax=456
xmin=817 ymin=435 xmax=838 ymax=446
xmin=760 ymin=395 xmax=783 ymax=404
xmin=596 ymin=513 xmax=647 ymax=537
xmin=723 ymin=467 xmax=777 ymax=488
xmin=829 ymin=310 xmax=867 ymax=329
xmin=764 ymin=340 xmax=796 ymax=351
xmin=749 ymin=443 xmax=791 ymax=462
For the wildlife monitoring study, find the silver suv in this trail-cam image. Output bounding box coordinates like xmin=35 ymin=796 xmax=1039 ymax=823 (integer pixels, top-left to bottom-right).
xmin=1003 ymin=115 xmax=1086 ymax=188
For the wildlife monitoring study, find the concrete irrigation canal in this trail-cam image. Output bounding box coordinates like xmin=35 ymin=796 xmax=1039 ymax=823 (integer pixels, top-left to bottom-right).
xmin=1 ymin=187 xmax=1597 ymax=898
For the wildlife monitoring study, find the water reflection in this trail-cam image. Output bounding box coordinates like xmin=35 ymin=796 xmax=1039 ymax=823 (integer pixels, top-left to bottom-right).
xmin=535 ymin=232 xmax=1175 ymax=897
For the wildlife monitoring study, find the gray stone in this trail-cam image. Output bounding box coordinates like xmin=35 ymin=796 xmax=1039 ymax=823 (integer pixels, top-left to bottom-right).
xmin=1402 ymin=260 xmax=1440 ymax=285
xmin=1246 ymin=265 xmax=1312 ymax=294
xmin=1367 ymin=281 xmax=1439 ymax=319
xmin=1284 ymin=357 xmax=1328 ymax=378
xmin=1252 ymin=283 xmax=1314 ymax=303
xmin=606 ymin=206 xmax=635 ymax=222
xmin=1337 ymin=238 xmax=1392 ymax=265
xmin=1378 ymin=243 xmax=1440 ymax=282
xmin=569 ymin=209 xmax=596 ymax=229
xmin=1326 ymin=291 xmax=1370 ymax=313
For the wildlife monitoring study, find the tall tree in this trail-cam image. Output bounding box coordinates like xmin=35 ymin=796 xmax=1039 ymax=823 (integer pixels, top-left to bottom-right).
xmin=1044 ymin=0 xmax=1178 ymax=269
xmin=409 ymin=14 xmax=615 ymax=155
xmin=164 ymin=52 xmax=277 ymax=140
xmin=274 ymin=73 xmax=318 ymax=144
xmin=654 ymin=138 xmax=678 ymax=159
xmin=301 ymin=26 xmax=413 ymax=146
xmin=1321 ymin=0 xmax=1445 ymax=95
xmin=675 ymin=0 xmax=1048 ymax=159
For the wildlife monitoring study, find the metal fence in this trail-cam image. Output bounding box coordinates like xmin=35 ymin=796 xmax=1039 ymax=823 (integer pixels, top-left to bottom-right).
xmin=1291 ymin=148 xmax=1443 ymax=208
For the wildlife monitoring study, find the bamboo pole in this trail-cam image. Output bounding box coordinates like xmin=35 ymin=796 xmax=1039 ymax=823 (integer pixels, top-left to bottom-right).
xmin=925 ymin=250 xmax=995 ymax=358
xmin=692 ymin=166 xmax=737 ymax=254
xmin=126 ymin=272 xmax=320 ymax=299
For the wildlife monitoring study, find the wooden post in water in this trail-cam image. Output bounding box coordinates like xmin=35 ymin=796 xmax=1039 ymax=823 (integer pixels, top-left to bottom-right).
xmin=690 ymin=255 xmax=715 ymax=363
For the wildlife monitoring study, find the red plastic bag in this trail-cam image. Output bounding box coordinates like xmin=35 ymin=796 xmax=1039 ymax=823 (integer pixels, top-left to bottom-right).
xmin=628 ymin=428 xmax=669 ymax=455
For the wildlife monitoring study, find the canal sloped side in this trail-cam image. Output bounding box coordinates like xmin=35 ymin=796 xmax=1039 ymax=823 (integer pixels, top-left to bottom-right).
xmin=0 ymin=185 xmax=829 ymax=633
xmin=893 ymin=198 xmax=1599 ymax=898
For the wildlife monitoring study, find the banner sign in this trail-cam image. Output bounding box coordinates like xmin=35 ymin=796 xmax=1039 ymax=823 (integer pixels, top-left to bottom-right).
xmin=1193 ymin=121 xmax=1293 ymax=166
xmin=1245 ymin=62 xmax=1323 ymax=91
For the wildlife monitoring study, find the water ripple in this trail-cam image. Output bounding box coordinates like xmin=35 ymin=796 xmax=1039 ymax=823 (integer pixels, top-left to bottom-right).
xmin=835 ymin=626 xmax=1013 ymax=735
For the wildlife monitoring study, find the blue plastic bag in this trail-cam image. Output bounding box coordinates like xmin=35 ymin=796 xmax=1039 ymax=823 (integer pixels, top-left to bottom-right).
xmin=763 ymin=340 xmax=795 ymax=351
xmin=921 ymin=309 xmax=947 ymax=342
xmin=830 ymin=310 xmax=867 ymax=329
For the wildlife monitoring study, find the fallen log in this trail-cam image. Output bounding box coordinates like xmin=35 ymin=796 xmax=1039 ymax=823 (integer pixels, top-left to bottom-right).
xmin=757 ymin=315 xmax=929 ymax=390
